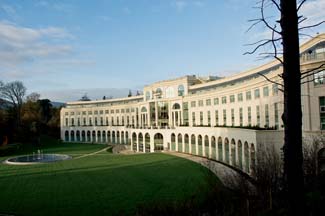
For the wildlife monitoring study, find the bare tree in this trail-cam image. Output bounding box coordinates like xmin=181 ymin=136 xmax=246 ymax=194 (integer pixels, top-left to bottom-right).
xmin=0 ymin=81 xmax=26 ymax=125
xmin=26 ymin=92 xmax=40 ymax=102
xmin=245 ymin=0 xmax=325 ymax=214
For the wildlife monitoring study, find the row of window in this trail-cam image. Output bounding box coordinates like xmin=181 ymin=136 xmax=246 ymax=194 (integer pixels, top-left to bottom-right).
xmin=190 ymin=85 xmax=279 ymax=108
xmin=65 ymin=107 xmax=137 ymax=116
xmin=191 ymin=104 xmax=279 ymax=129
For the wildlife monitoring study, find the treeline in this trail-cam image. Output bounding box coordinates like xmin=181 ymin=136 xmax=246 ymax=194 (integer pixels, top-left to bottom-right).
xmin=0 ymin=80 xmax=61 ymax=145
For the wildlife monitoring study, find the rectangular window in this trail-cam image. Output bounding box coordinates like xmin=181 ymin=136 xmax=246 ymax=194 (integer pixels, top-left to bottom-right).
xmin=94 ymin=110 xmax=98 ymax=115
xmin=248 ymin=107 xmax=252 ymax=126
xmin=65 ymin=112 xmax=68 ymax=115
xmin=263 ymin=87 xmax=269 ymax=97
xmin=198 ymin=100 xmax=204 ymax=107
xmin=192 ymin=112 xmax=196 ymax=126
xmin=222 ymin=96 xmax=227 ymax=104
xmin=121 ymin=109 xmax=125 ymax=113
xmin=314 ymin=70 xmax=325 ymax=86
xmin=239 ymin=108 xmax=243 ymax=126
xmin=99 ymin=110 xmax=103 ymax=114
xmin=320 ymin=97 xmax=325 ymax=130
xmin=265 ymin=104 xmax=269 ymax=127
xmin=82 ymin=111 xmax=86 ymax=115
xmin=65 ymin=118 xmax=68 ymax=126
xmin=274 ymin=103 xmax=279 ymax=129
xmin=254 ymin=89 xmax=260 ymax=99
xmin=83 ymin=118 xmax=86 ymax=126
xmin=237 ymin=93 xmax=243 ymax=102
xmin=106 ymin=117 xmax=109 ymax=125
xmin=111 ymin=110 xmax=114 ymax=114
xmin=88 ymin=111 xmax=92 ymax=115
xmin=246 ymin=91 xmax=252 ymax=100
xmin=215 ymin=110 xmax=219 ymax=126
xmin=70 ymin=112 xmax=74 ymax=115
xmin=206 ymin=99 xmax=211 ymax=106
xmin=223 ymin=109 xmax=227 ymax=126
xmin=191 ymin=101 xmax=196 ymax=108
xmin=214 ymin=98 xmax=219 ymax=105
xmin=230 ymin=95 xmax=235 ymax=103
xmin=105 ymin=110 xmax=109 ymax=114
xmin=200 ymin=111 xmax=203 ymax=125
xmin=272 ymin=84 xmax=279 ymax=96
xmin=207 ymin=111 xmax=211 ymax=126
xmin=256 ymin=105 xmax=260 ymax=126
xmin=231 ymin=109 xmax=235 ymax=126
xmin=116 ymin=109 xmax=119 ymax=113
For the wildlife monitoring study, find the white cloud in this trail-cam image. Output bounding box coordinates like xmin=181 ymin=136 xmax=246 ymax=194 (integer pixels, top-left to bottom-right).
xmin=0 ymin=21 xmax=73 ymax=67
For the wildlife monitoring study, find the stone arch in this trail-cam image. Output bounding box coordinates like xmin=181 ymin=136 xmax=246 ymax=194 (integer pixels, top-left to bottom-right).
xmin=231 ymin=138 xmax=236 ymax=166
xmin=244 ymin=141 xmax=250 ymax=173
xmin=191 ymin=134 xmax=196 ymax=155
xmin=154 ymin=133 xmax=163 ymax=151
xmin=121 ymin=131 xmax=125 ymax=144
xmin=92 ymin=131 xmax=96 ymax=142
xmin=65 ymin=131 xmax=69 ymax=142
xmin=184 ymin=134 xmax=189 ymax=153
xmin=125 ymin=131 xmax=129 ymax=145
xmin=237 ymin=140 xmax=243 ymax=169
xmin=117 ymin=131 xmax=120 ymax=144
xmin=112 ymin=131 xmax=116 ymax=144
xmin=218 ymin=137 xmax=223 ymax=161
xmin=211 ymin=136 xmax=216 ymax=160
xmin=204 ymin=135 xmax=209 ymax=157
xmin=224 ymin=138 xmax=230 ymax=164
xmin=145 ymin=133 xmax=150 ymax=152
xmin=171 ymin=133 xmax=176 ymax=151
xmin=107 ymin=131 xmax=111 ymax=143
xmin=81 ymin=130 xmax=86 ymax=142
xmin=138 ymin=133 xmax=144 ymax=152
xmin=97 ymin=131 xmax=101 ymax=143
xmin=177 ymin=133 xmax=182 ymax=152
xmin=102 ymin=131 xmax=106 ymax=143
xmin=87 ymin=131 xmax=91 ymax=142
xmin=70 ymin=131 xmax=75 ymax=142
xmin=76 ymin=130 xmax=80 ymax=142
xmin=132 ymin=132 xmax=137 ymax=151
xmin=198 ymin=135 xmax=203 ymax=156
xmin=250 ymin=143 xmax=256 ymax=174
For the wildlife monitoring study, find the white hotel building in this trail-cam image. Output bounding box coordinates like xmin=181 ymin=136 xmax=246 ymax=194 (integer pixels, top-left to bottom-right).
xmin=61 ymin=34 xmax=325 ymax=174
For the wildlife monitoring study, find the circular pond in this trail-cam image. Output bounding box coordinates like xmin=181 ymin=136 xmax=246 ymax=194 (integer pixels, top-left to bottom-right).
xmin=4 ymin=154 xmax=72 ymax=165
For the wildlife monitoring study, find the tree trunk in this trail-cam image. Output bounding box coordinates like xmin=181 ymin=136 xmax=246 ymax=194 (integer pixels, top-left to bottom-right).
xmin=280 ymin=0 xmax=305 ymax=215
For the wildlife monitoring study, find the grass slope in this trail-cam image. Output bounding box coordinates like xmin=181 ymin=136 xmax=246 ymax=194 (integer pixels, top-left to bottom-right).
xmin=0 ymin=142 xmax=216 ymax=216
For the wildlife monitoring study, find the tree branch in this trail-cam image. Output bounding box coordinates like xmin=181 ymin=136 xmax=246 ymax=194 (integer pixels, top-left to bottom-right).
xmin=299 ymin=21 xmax=325 ymax=31
xmin=258 ymin=72 xmax=284 ymax=87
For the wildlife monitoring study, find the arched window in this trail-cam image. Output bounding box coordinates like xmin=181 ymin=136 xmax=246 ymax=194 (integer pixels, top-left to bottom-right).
xmin=178 ymin=85 xmax=185 ymax=96
xmin=145 ymin=91 xmax=151 ymax=100
xmin=172 ymin=103 xmax=181 ymax=109
xmin=141 ymin=107 xmax=147 ymax=112
xmin=156 ymin=88 xmax=162 ymax=99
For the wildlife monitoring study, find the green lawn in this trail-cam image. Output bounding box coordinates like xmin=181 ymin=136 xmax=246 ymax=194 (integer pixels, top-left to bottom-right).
xmin=0 ymin=141 xmax=217 ymax=215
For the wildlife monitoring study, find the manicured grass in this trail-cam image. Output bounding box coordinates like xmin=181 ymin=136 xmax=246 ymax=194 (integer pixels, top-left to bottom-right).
xmin=0 ymin=141 xmax=217 ymax=215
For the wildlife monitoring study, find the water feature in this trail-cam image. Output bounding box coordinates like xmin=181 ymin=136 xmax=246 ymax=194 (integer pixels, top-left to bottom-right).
xmin=3 ymin=150 xmax=72 ymax=165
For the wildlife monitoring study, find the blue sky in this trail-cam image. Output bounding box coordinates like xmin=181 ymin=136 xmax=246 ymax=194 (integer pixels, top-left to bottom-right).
xmin=0 ymin=0 xmax=324 ymax=102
